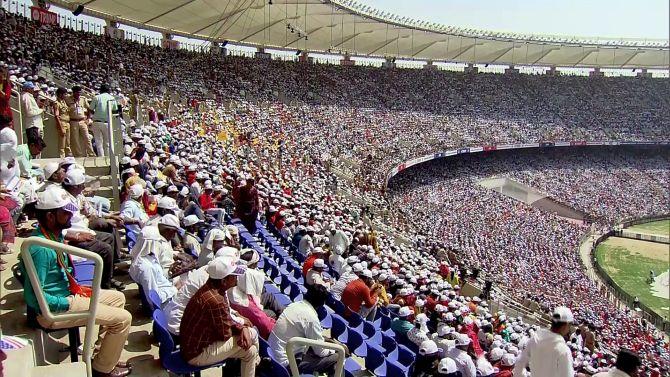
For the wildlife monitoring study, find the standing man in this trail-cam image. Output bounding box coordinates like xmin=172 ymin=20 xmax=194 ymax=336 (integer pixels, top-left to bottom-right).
xmin=19 ymin=185 xmax=132 ymax=377
xmin=89 ymin=84 xmax=119 ymax=157
xmin=512 ymin=306 xmax=574 ymax=377
xmin=52 ymin=88 xmax=71 ymax=158
xmin=20 ymin=82 xmax=44 ymax=139
xmin=68 ymin=86 xmax=95 ymax=157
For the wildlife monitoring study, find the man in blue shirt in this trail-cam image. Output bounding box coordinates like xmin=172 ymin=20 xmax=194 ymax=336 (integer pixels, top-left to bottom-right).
xmin=20 ymin=185 xmax=132 ymax=377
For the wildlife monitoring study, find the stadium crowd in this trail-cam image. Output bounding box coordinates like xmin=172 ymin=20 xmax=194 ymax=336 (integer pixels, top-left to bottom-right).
xmin=0 ymin=8 xmax=668 ymax=377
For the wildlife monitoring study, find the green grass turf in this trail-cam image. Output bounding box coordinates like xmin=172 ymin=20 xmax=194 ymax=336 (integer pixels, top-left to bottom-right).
xmin=595 ymin=239 xmax=669 ymax=320
xmin=628 ymin=219 xmax=670 ymax=237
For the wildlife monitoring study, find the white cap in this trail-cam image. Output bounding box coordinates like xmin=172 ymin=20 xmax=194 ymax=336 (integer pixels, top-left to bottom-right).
xmin=501 ymin=353 xmax=516 ymax=367
xmin=552 ymin=306 xmax=574 ymax=324
xmin=159 ymin=214 xmax=181 ymax=229
xmin=455 ymin=334 xmax=471 ymax=346
xmin=129 ymin=184 xmax=144 ymax=198
xmin=419 ymin=340 xmax=440 ymax=356
xmin=361 ymin=269 xmax=373 ymax=279
xmin=179 ymin=186 xmax=190 ymax=196
xmin=313 ymin=259 xmax=326 ymax=269
xmin=157 ymin=196 xmax=178 ymax=210
xmin=215 ymin=246 xmax=240 ymax=259
xmin=43 ymin=161 xmax=60 ymax=180
xmin=438 ymin=358 xmax=458 ymax=374
xmin=206 ymin=256 xmax=246 ymax=279
xmin=183 ymin=215 xmax=202 ymax=227
xmin=155 ymin=181 xmax=167 ymax=189
xmin=398 ymin=306 xmax=412 ymax=317
xmin=437 ymin=325 xmax=454 ymax=337
xmin=63 ymin=169 xmax=89 ymax=186
xmin=167 ymin=185 xmax=179 ymax=193
xmin=35 ymin=186 xmax=78 ymax=212
xmin=352 ymin=263 xmax=364 ymax=273
xmin=489 ymin=347 xmax=504 ymax=361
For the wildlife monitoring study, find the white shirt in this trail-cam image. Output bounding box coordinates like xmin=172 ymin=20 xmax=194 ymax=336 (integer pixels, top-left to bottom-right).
xmin=164 ymin=266 xmax=209 ymax=335
xmin=0 ymin=127 xmax=19 ymax=189
xmin=513 ymin=329 xmax=573 ymax=377
xmin=131 ymin=225 xmax=175 ymax=276
xmin=330 ymin=270 xmax=359 ymax=300
xmin=328 ymin=230 xmax=349 ymax=255
xmin=298 ymin=233 xmax=314 ymax=255
xmin=446 ymin=347 xmax=477 ymax=377
xmin=268 ymin=300 xmax=333 ymax=366
xmin=21 ymin=92 xmax=43 ymax=130
xmin=229 ymin=268 xmax=265 ymax=308
xmin=182 ymin=232 xmax=202 ymax=257
xmin=120 ymin=198 xmax=148 ymax=237
xmin=329 ymin=254 xmax=345 ymax=275
xmin=129 ymin=253 xmax=177 ymax=305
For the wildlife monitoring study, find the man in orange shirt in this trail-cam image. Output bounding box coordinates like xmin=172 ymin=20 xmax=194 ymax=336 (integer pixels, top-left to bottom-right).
xmin=341 ymin=269 xmax=381 ymax=320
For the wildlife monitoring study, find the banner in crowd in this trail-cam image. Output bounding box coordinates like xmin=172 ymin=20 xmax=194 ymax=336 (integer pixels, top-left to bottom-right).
xmin=30 ymin=6 xmax=58 ymax=25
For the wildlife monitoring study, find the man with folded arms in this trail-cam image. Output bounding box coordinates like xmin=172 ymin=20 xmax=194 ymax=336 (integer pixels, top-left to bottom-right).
xmin=19 ymin=185 xmax=132 ymax=377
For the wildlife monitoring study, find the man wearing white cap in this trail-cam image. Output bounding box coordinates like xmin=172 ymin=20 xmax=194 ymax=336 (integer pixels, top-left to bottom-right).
xmin=128 ymin=216 xmax=178 ymax=306
xmin=446 ymin=333 xmax=476 ymax=377
xmin=229 ymin=249 xmax=276 ymax=339
xmin=181 ymin=215 xmax=203 ymax=257
xmin=298 ymin=225 xmax=315 ymax=255
xmin=119 ymin=183 xmax=148 ymax=249
xmin=62 ymin=168 xmax=125 ymax=290
xmin=341 ymin=268 xmax=381 ymax=320
xmin=305 ymin=258 xmax=331 ymax=289
xmin=512 ymin=306 xmax=574 ymax=377
xmin=269 ymin=284 xmax=339 ymax=375
xmin=164 ymin=247 xmax=241 ymax=336
xmin=131 ymin=214 xmax=180 ymax=276
xmin=180 ymin=256 xmax=259 ymax=377
xmin=19 ymin=186 xmax=132 ymax=377
xmin=330 ymin=261 xmax=365 ymax=300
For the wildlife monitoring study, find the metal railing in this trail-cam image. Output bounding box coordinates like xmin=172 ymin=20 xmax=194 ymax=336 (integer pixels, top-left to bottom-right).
xmin=20 ymin=237 xmax=104 ymax=377
xmin=286 ymin=337 xmax=346 ymax=377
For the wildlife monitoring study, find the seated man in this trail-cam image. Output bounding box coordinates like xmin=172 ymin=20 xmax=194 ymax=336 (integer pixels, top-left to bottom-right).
xmin=19 ymin=185 xmax=132 ymax=377
xmin=16 ymin=136 xmax=46 ymax=178
xmin=119 ymin=183 xmax=148 ymax=250
xmin=62 ymin=169 xmax=125 ymax=290
xmin=180 ymin=256 xmax=260 ymax=377
xmin=164 ymin=247 xmax=240 ymax=335
xmin=129 ymin=215 xmax=180 ymax=306
xmin=341 ymin=269 xmax=380 ymax=320
xmin=131 ymin=215 xmax=179 ymax=276
xmin=391 ymin=306 xmax=415 ymax=340
xmin=181 ymin=215 xmax=202 ymax=257
xmin=408 ymin=313 xmax=431 ymax=348
xmin=305 ymin=258 xmax=331 ymax=289
xmin=269 ymin=284 xmax=339 ymax=376
xmin=229 ymin=249 xmax=276 ymax=339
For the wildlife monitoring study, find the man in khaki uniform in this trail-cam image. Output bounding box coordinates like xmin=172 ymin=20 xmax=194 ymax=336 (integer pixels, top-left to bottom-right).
xmin=52 ymin=88 xmax=71 ymax=158
xmin=68 ymin=86 xmax=95 ymax=157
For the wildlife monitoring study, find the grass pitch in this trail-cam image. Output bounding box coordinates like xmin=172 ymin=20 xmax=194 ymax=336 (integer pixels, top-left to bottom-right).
xmin=628 ymin=219 xmax=670 ymax=237
xmin=595 ymin=237 xmax=669 ymax=320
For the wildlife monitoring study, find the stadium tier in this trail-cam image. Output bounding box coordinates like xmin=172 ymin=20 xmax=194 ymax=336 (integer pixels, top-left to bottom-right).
xmin=0 ymin=7 xmax=668 ymax=377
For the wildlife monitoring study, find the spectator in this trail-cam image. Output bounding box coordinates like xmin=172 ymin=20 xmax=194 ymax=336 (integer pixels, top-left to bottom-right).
xmin=88 ymin=83 xmax=119 ymax=157
xmin=341 ymin=268 xmax=380 ymax=320
xmin=20 ymin=81 xmax=43 ymax=138
xmin=68 ymin=86 xmax=95 ymax=157
xmin=268 ymin=284 xmax=340 ymax=375
xmin=180 ymin=256 xmax=259 ymax=376
xmin=18 ymin=185 xmax=132 ymax=377
xmin=513 ymin=307 xmax=574 ymax=377
xmin=446 ymin=334 xmax=477 ymax=377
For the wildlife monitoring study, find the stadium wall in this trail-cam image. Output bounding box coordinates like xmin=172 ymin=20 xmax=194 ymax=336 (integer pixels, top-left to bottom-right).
xmin=589 ymin=215 xmax=670 ymax=334
xmin=385 ymin=141 xmax=670 ymax=188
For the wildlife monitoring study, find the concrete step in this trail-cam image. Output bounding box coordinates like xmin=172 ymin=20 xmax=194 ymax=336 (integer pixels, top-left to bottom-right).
xmin=33 ymin=156 xmax=112 ymax=177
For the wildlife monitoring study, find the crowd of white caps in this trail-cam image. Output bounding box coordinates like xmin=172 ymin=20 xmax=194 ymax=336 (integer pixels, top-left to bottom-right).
xmin=1 ymin=9 xmax=669 ymax=374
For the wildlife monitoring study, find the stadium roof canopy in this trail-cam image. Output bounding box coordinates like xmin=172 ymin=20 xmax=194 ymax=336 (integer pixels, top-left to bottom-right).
xmin=53 ymin=0 xmax=669 ymax=68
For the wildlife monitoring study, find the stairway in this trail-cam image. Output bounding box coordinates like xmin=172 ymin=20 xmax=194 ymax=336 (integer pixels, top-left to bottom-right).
xmin=32 ymin=156 xmax=118 ymax=210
